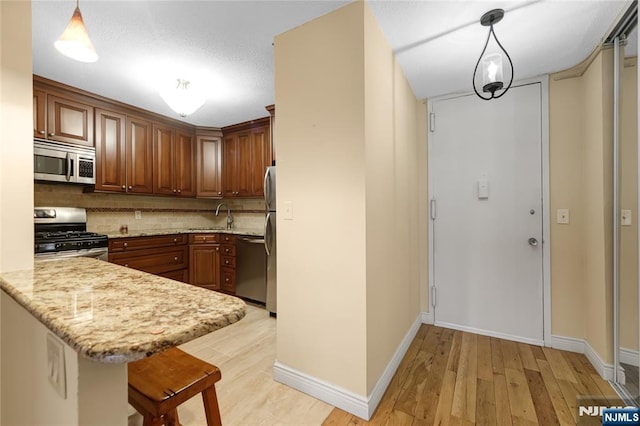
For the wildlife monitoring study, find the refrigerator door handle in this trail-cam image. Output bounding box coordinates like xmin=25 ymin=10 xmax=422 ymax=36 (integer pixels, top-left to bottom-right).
xmin=264 ymin=168 xmax=271 ymax=209
xmin=264 ymin=212 xmax=272 ymax=256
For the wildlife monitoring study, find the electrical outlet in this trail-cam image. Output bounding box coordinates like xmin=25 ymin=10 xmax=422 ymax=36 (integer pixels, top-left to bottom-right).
xmin=134 ymin=210 xmax=142 ymax=220
xmin=622 ymin=209 xmax=632 ymax=226
xmin=46 ymin=334 xmax=66 ymax=399
xmin=557 ymin=209 xmax=570 ymax=224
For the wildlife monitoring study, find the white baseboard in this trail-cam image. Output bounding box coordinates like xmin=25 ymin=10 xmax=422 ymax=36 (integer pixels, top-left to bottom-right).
xmin=620 ymin=347 xmax=639 ymax=367
xmin=421 ymin=310 xmax=434 ymax=324
xmin=434 ymin=320 xmax=544 ymax=347
xmin=273 ymin=313 xmax=422 ymax=420
xmin=549 ymin=335 xmax=615 ymax=381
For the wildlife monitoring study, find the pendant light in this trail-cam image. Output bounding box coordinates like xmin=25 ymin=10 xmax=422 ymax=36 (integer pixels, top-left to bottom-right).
xmin=54 ymin=0 xmax=98 ymax=63
xmin=472 ymin=9 xmax=513 ymax=100
xmin=160 ymin=79 xmax=205 ymax=117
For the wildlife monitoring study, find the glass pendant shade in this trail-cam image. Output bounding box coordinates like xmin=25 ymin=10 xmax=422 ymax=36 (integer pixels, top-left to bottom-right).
xmin=54 ymin=6 xmax=98 ymax=63
xmin=482 ymin=53 xmax=504 ymax=93
xmin=160 ymin=79 xmax=205 ymax=117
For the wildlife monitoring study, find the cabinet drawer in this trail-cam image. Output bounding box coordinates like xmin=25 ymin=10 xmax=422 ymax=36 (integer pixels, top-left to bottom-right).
xmin=109 ymin=234 xmax=186 ymax=252
xmin=109 ymin=246 xmax=188 ymax=274
xmin=221 ymin=255 xmax=236 ymax=269
xmin=220 ymin=234 xmax=235 ymax=244
xmin=221 ymin=267 xmax=236 ymax=293
xmin=221 ymin=244 xmax=236 ymax=256
xmin=159 ymin=269 xmax=189 ymax=283
xmin=189 ymin=234 xmax=219 ymax=244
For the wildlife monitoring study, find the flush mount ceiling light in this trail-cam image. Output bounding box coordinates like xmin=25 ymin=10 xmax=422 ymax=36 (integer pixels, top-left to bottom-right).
xmin=160 ymin=79 xmax=205 ymax=118
xmin=54 ymin=0 xmax=98 ymax=63
xmin=472 ymin=9 xmax=514 ymax=100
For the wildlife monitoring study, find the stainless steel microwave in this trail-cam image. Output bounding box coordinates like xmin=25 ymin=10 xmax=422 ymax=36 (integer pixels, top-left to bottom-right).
xmin=34 ymin=139 xmax=96 ymax=184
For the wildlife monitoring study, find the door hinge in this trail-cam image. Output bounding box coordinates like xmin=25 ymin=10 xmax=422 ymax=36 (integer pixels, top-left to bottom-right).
xmin=430 ymin=198 xmax=436 ymax=220
xmin=431 ymin=286 xmax=437 ymax=307
xmin=429 ymin=112 xmax=436 ymax=132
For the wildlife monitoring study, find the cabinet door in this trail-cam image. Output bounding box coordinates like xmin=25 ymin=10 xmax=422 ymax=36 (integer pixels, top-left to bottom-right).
xmin=250 ymin=126 xmax=271 ymax=196
xmin=153 ymin=124 xmax=175 ymax=195
xmin=126 ymin=116 xmax=154 ymax=194
xmin=33 ymin=89 xmax=46 ymax=138
xmin=196 ymin=136 xmax=223 ymax=198
xmin=189 ymin=245 xmax=221 ymax=290
xmin=222 ymin=135 xmax=238 ymax=198
xmin=175 ymin=131 xmax=196 ymax=197
xmin=235 ymin=132 xmax=252 ymax=197
xmin=46 ymin=93 xmax=94 ymax=146
xmin=95 ymin=109 xmax=126 ymax=192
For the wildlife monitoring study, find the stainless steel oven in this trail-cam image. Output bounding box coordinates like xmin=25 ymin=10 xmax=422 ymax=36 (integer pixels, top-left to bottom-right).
xmin=34 ymin=139 xmax=96 ymax=184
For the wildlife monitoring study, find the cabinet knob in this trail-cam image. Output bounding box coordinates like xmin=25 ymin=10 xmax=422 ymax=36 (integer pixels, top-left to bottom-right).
xmin=121 ymin=185 xmax=126 ymax=190
xmin=225 ymin=260 xmax=229 ymax=265
xmin=225 ymin=278 xmax=230 ymax=283
xmin=216 ymin=247 xmax=219 ymax=251
xmin=38 ymin=130 xmax=45 ymax=135
xmin=173 ymin=238 xmax=177 ymax=243
xmin=173 ymin=189 xmax=177 ymax=193
xmin=225 ymin=248 xmax=230 ymax=253
xmin=174 ymin=256 xmax=178 ymax=261
xmin=48 ymin=132 xmax=55 ymax=137
xmin=128 ymin=185 xmax=132 ymax=190
xmin=177 ymin=189 xmax=181 ymax=194
xmin=218 ymin=192 xmax=222 ymax=195
xmin=124 ymin=264 xmax=128 ymax=267
xmin=123 ymin=242 xmax=128 ymax=248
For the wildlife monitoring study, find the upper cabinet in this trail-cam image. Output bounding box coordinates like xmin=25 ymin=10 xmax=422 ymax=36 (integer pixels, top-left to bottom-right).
xmin=196 ymin=129 xmax=223 ymax=198
xmin=222 ymin=117 xmax=271 ymax=198
xmin=95 ymin=109 xmax=154 ymax=194
xmin=153 ymin=124 xmax=196 ymax=197
xmin=33 ymin=81 xmax=94 ymax=147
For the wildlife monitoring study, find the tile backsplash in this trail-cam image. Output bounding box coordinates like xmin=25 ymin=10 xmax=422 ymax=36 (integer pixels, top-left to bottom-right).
xmin=35 ymin=183 xmax=265 ymax=234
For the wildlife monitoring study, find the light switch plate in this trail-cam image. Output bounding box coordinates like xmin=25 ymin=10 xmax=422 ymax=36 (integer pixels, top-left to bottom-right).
xmin=557 ymin=209 xmax=570 ymax=224
xmin=134 ymin=210 xmax=142 ymax=220
xmin=47 ymin=333 xmax=67 ymax=399
xmin=283 ymin=201 xmax=293 ymax=220
xmin=622 ymin=209 xmax=632 ymax=226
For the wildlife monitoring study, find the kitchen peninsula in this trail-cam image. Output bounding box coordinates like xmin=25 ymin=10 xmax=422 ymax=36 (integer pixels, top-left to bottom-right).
xmin=0 ymin=257 xmax=246 ymax=425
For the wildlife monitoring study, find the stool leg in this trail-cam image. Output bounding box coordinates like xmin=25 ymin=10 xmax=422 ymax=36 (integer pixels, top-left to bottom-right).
xmin=202 ymin=386 xmax=222 ymax=426
xmin=142 ymin=415 xmax=164 ymax=426
xmin=163 ymin=409 xmax=180 ymax=426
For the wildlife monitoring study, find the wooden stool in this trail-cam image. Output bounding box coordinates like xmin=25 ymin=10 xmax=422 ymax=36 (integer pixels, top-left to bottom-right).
xmin=128 ymin=347 xmax=223 ymax=426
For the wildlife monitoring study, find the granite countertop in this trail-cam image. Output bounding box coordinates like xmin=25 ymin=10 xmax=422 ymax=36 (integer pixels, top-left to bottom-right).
xmin=106 ymin=228 xmax=263 ymax=239
xmin=0 ymin=257 xmax=246 ymax=363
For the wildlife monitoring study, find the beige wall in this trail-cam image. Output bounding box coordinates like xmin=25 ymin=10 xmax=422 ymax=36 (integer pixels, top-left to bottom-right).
xmin=620 ymin=57 xmax=638 ymax=353
xmin=274 ymin=1 xmax=424 ymax=399
xmin=549 ymin=48 xmax=615 ymax=363
xmin=0 ymin=0 xmax=33 ymax=273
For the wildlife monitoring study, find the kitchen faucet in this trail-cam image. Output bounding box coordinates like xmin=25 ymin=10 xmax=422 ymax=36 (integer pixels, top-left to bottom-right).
xmin=215 ymin=203 xmax=233 ymax=229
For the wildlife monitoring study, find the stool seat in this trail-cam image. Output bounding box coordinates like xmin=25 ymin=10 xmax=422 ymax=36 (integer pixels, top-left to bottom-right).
xmin=128 ymin=347 xmax=222 ymax=426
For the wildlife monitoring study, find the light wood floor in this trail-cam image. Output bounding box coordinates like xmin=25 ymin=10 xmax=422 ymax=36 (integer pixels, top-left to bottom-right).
xmin=324 ymin=324 xmax=625 ymax=426
xmin=176 ymin=305 xmax=334 ymax=425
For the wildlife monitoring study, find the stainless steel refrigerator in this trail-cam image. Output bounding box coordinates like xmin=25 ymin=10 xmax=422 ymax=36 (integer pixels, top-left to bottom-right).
xmin=264 ymin=166 xmax=277 ymax=315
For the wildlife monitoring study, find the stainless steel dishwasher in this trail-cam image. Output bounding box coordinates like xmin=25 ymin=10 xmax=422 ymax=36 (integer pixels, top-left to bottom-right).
xmin=235 ymin=235 xmax=267 ymax=304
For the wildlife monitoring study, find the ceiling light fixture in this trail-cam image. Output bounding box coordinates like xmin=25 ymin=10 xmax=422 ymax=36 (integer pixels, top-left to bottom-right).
xmin=160 ymin=79 xmax=205 ymax=117
xmin=54 ymin=0 xmax=98 ymax=63
xmin=472 ymin=9 xmax=513 ymax=100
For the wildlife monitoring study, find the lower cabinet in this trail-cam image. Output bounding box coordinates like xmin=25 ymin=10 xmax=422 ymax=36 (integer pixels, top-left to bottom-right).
xmin=189 ymin=241 xmax=221 ymax=291
xmin=108 ymin=234 xmax=189 ymax=283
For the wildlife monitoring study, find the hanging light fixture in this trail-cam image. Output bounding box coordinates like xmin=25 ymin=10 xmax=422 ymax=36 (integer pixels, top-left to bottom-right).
xmin=54 ymin=0 xmax=98 ymax=63
xmin=472 ymin=9 xmax=513 ymax=100
xmin=160 ymin=79 xmax=205 ymax=117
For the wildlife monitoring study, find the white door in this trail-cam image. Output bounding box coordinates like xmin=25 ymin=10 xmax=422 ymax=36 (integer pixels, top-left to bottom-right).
xmin=429 ymin=83 xmax=544 ymax=345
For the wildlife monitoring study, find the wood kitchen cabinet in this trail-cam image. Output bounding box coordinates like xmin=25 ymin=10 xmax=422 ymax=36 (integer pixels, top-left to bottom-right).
xmin=108 ymin=234 xmax=189 ymax=282
xmin=219 ymin=234 xmax=237 ymax=294
xmin=154 ymin=124 xmax=196 ymax=197
xmin=189 ymin=234 xmax=221 ymax=291
xmin=196 ymin=130 xmax=223 ymax=198
xmin=95 ymin=111 xmax=154 ymax=194
xmin=222 ymin=117 xmax=271 ymax=198
xmin=33 ymin=81 xmax=94 ymax=147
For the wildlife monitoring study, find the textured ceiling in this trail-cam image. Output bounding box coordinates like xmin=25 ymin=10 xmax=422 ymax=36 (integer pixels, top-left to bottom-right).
xmin=32 ymin=1 xmax=633 ymax=127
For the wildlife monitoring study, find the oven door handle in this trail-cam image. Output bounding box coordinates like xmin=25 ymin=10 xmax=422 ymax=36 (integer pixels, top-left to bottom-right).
xmin=65 ymin=152 xmax=72 ymax=181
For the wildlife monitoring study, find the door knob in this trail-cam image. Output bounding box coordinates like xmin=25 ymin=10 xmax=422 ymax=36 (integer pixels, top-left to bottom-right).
xmin=528 ymin=237 xmax=538 ymax=246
